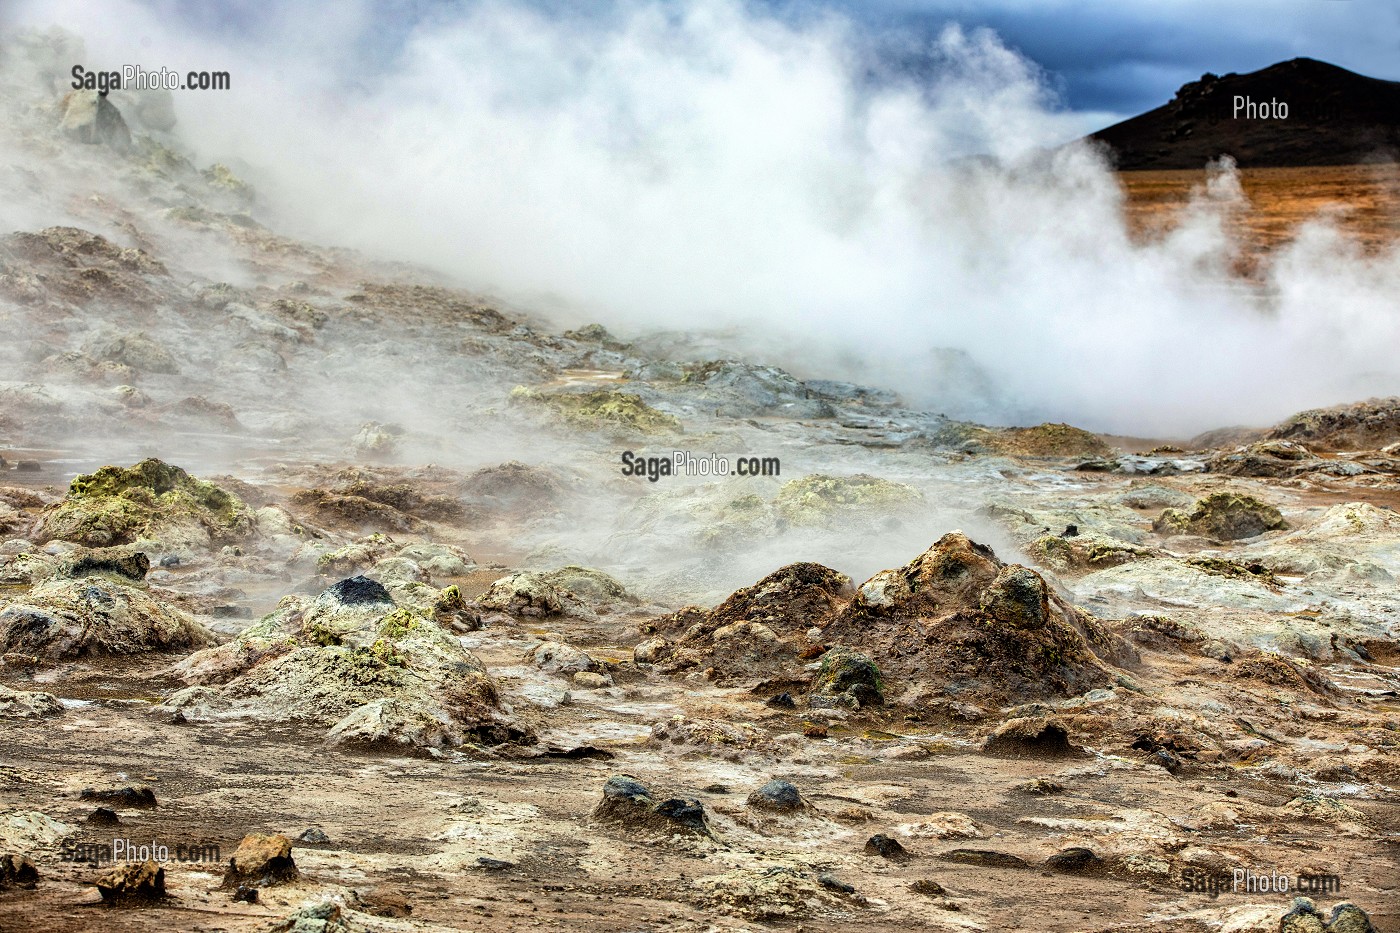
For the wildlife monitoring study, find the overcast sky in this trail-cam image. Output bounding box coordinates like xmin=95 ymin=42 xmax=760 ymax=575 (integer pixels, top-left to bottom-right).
xmin=13 ymin=0 xmax=1399 ymax=127
xmin=832 ymin=0 xmax=1400 ymax=119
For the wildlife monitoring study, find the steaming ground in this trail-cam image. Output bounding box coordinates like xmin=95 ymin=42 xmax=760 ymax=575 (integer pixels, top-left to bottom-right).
xmin=0 ymin=20 xmax=1398 ymax=933
xmin=13 ymin=0 xmax=1400 ymax=436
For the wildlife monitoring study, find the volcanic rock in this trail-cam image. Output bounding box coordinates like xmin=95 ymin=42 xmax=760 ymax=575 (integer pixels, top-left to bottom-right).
xmin=168 ymin=578 xmax=526 ymax=750
xmin=32 ymin=459 xmax=254 ymax=551
xmin=746 ymin=780 xmax=805 ymax=812
xmin=223 ymin=833 xmax=298 ymax=887
xmin=0 ymin=683 xmax=63 ymax=718
xmin=0 ymin=578 xmax=212 ymax=661
xmin=95 ymin=860 xmax=164 ymax=903
xmin=821 ymin=533 xmax=1124 ymax=703
xmin=591 ymin=774 xmax=710 ymax=837
xmin=0 ymin=853 xmax=39 ymax=889
xmin=1154 ymin=491 xmax=1287 ymax=540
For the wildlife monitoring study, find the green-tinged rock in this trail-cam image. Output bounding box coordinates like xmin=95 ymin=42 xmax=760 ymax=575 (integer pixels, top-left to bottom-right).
xmin=511 ymin=386 xmax=680 ymax=434
xmin=34 ymin=459 xmax=253 ymax=551
xmin=1154 ymin=491 xmax=1287 ymax=540
xmin=0 ymin=684 xmax=63 ymax=718
xmin=813 ymin=647 xmax=883 ymax=707
xmin=773 ymin=473 xmax=921 ymax=528
xmin=169 ymin=578 xmax=526 ymax=750
xmin=986 ymin=422 xmax=1111 ymax=458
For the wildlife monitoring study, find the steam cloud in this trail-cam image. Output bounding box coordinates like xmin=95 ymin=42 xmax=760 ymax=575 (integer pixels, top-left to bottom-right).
xmin=12 ymin=0 xmax=1400 ymax=437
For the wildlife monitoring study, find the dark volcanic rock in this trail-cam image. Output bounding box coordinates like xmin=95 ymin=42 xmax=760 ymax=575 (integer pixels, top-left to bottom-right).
xmin=80 ymin=785 xmax=157 ymax=809
xmin=746 ymin=780 xmax=805 ymax=812
xmin=864 ymin=834 xmax=910 ymax=861
xmin=1089 ymin=59 xmax=1400 ymax=170
xmin=1045 ymin=847 xmax=1103 ymax=874
xmin=85 ymin=807 xmax=121 ymax=826
xmin=592 ymin=774 xmax=710 ymax=837
xmin=58 ymin=549 xmax=150 ymax=582
xmin=325 ymin=575 xmax=395 ymax=606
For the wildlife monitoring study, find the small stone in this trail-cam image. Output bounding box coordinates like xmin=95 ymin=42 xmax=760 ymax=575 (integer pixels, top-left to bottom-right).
xmin=818 ymin=873 xmax=855 ymax=894
xmin=864 ymin=834 xmax=909 ymax=861
xmin=159 ymin=555 xmax=181 ymax=568
xmin=702 ymin=783 xmax=729 ymax=794
xmin=295 ymin=827 xmax=330 ymax=844
xmin=571 ymin=671 xmax=613 ymax=690
xmin=765 ymin=692 xmax=797 ymax=710
xmin=1014 ymin=778 xmax=1065 ymax=795
xmin=223 ymin=833 xmax=298 ymax=887
xmin=95 ymin=860 xmax=164 ymax=903
xmin=85 ymin=807 xmax=121 ymax=826
xmin=476 ymin=857 xmax=514 ymax=871
xmin=803 ymin=724 xmax=828 ymax=739
xmin=746 ymin=780 xmax=804 ymax=812
xmin=1045 ymin=847 xmax=1102 ymax=874
xmin=910 ymin=879 xmax=946 ymax=897
xmin=232 ymin=885 xmax=258 ymax=903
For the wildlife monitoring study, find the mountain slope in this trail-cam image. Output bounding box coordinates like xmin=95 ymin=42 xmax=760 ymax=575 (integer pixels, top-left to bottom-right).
xmin=1089 ymin=58 xmax=1400 ymax=170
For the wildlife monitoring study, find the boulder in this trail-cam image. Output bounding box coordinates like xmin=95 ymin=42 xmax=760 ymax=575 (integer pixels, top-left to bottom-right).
xmin=591 ymin=774 xmax=710 ymax=837
xmin=0 ymin=578 xmax=212 ymax=661
xmin=1154 ymin=492 xmax=1287 ymax=540
xmin=811 ymin=647 xmax=883 ymax=708
xmin=223 ymin=833 xmax=297 ymax=887
xmin=33 ymin=459 xmax=254 ymax=551
xmin=746 ymin=780 xmax=805 ymax=812
xmin=0 ymin=684 xmax=63 ymax=718
xmin=0 ymin=853 xmax=39 ymax=889
xmin=168 ymin=578 xmax=527 ymax=751
xmin=58 ymin=91 xmax=131 ymax=151
xmin=95 ymin=860 xmax=163 ymax=903
xmin=477 ymin=572 xmax=567 ymax=617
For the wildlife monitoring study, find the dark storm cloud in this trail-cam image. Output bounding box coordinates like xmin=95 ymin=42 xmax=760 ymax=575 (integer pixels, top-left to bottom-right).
xmin=826 ymin=0 xmax=1400 ymax=120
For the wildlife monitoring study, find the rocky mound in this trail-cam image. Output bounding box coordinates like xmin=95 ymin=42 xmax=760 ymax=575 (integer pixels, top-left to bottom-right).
xmin=33 ymin=459 xmax=254 ymax=552
xmin=168 ymin=576 xmax=527 ymax=751
xmin=290 ymin=468 xmax=464 ymax=533
xmin=0 ymin=574 xmax=212 ymax=662
xmin=638 ymin=562 xmax=851 ymax=683
xmin=820 ymin=533 xmax=1130 ymax=703
xmin=1265 ymin=397 xmax=1400 ymax=451
xmin=1089 ymin=58 xmax=1400 ymax=170
xmin=1153 ymin=492 xmax=1287 ymax=540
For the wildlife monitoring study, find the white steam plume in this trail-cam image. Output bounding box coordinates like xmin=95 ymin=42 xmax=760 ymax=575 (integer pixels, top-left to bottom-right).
xmin=13 ymin=0 xmax=1400 ymax=437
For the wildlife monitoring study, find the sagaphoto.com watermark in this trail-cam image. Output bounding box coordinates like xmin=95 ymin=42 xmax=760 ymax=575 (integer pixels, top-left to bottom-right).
xmin=621 ymin=450 xmax=780 ymax=482
xmin=59 ymin=837 xmax=221 ymax=865
xmin=1181 ymin=867 xmax=1341 ymax=899
xmin=72 ymin=64 xmax=231 ymax=94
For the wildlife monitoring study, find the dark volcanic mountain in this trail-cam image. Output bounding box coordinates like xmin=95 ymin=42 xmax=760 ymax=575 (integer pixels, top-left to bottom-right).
xmin=1090 ymin=58 xmax=1400 ymax=170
